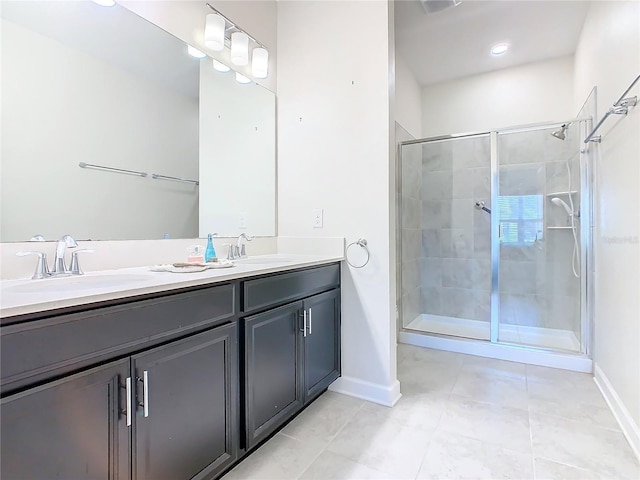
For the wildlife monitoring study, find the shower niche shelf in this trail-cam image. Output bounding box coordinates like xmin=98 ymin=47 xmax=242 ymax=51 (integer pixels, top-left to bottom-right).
xmin=546 ymin=226 xmax=573 ymax=230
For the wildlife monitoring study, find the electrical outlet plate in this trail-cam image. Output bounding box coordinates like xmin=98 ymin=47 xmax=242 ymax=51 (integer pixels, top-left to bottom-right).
xmin=312 ymin=209 xmax=323 ymax=228
xmin=239 ymin=212 xmax=247 ymax=229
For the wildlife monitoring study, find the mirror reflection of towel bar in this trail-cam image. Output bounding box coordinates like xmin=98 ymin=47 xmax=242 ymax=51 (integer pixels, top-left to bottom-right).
xmin=79 ymin=162 xmax=147 ymax=177
xmin=151 ymin=174 xmax=199 ymax=186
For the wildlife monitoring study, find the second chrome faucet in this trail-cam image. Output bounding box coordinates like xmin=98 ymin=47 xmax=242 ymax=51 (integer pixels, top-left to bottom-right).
xmin=226 ymin=233 xmax=253 ymax=260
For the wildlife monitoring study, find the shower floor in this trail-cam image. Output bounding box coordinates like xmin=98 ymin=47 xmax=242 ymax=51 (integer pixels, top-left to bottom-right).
xmin=404 ymin=313 xmax=580 ymax=352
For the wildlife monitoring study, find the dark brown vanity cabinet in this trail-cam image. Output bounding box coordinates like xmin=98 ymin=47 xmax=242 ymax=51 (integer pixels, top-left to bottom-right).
xmin=1 ymin=358 xmax=131 ymax=480
xmin=0 ymin=263 xmax=341 ymax=479
xmin=243 ymin=265 xmax=341 ymax=449
xmin=1 ymin=284 xmax=238 ymax=480
xmin=131 ymin=324 xmax=238 ymax=480
xmin=1 ymin=325 xmax=238 ymax=480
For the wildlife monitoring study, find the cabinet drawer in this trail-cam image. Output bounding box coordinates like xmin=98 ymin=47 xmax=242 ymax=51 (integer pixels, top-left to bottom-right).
xmin=243 ymin=264 xmax=340 ymax=313
xmin=1 ymin=284 xmax=235 ymax=395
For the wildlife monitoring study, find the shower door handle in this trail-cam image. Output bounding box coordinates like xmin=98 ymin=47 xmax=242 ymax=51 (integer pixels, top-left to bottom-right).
xmin=498 ymin=223 xmax=502 ymax=239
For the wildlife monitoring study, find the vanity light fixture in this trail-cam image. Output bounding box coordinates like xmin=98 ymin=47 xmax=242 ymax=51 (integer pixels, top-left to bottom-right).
xmin=205 ymin=3 xmax=269 ymax=78
xmin=231 ymin=32 xmax=249 ymax=66
xmin=91 ymin=0 xmax=116 ymax=6
xmin=187 ymin=45 xmax=207 ymax=58
xmin=213 ymin=59 xmax=231 ymax=72
xmin=491 ymin=43 xmax=509 ymax=55
xmin=251 ymin=47 xmax=269 ymax=79
xmin=235 ymin=72 xmax=251 ymax=84
xmin=204 ymin=13 xmax=225 ymax=51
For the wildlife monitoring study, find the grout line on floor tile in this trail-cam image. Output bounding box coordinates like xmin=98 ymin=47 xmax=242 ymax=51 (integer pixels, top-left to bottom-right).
xmin=295 ymin=399 xmax=367 ymax=480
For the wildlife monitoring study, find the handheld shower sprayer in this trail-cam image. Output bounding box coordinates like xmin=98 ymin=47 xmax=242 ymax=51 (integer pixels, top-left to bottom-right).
xmin=551 ymin=197 xmax=573 ymax=217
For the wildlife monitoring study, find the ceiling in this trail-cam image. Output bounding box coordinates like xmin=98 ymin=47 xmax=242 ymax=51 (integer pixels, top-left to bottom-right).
xmin=395 ymin=0 xmax=591 ymax=87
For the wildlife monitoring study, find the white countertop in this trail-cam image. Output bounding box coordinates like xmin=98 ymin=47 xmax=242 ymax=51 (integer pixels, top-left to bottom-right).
xmin=0 ymin=254 xmax=343 ymax=319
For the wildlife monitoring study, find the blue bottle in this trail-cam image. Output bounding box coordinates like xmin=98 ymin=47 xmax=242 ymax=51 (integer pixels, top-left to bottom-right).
xmin=205 ymin=233 xmax=217 ymax=262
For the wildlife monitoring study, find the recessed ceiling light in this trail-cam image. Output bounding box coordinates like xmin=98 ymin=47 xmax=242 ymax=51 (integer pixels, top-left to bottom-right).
xmin=187 ymin=46 xmax=206 ymax=59
xmin=491 ymin=43 xmax=509 ymax=56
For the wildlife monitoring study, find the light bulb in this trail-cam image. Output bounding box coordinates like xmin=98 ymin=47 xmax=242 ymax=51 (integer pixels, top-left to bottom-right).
xmin=204 ymin=14 xmax=225 ymax=51
xmin=251 ymin=47 xmax=269 ymax=78
xmin=231 ymin=32 xmax=249 ymax=66
xmin=213 ymin=60 xmax=231 ymax=72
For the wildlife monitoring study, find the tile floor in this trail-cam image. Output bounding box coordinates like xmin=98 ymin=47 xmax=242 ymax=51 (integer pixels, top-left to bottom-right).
xmin=223 ymin=344 xmax=640 ymax=479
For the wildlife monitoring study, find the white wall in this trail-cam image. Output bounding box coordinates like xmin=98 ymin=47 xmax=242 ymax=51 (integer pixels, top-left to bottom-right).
xmin=277 ymin=1 xmax=399 ymax=405
xmin=1 ymin=18 xmax=198 ymax=242
xmin=395 ymin=55 xmax=422 ymax=138
xmin=119 ymin=0 xmax=278 ymax=92
xmin=573 ymin=0 xmax=640 ymax=456
xmin=421 ymin=56 xmax=575 ymax=137
xmin=199 ymin=64 xmax=276 ymax=237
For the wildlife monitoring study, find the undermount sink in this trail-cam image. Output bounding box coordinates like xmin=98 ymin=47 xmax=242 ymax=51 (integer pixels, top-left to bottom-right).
xmin=5 ymin=273 xmax=154 ymax=294
xmin=234 ymin=256 xmax=293 ymax=265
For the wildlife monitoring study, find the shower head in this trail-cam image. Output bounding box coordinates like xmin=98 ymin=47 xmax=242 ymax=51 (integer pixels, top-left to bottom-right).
xmin=551 ymin=124 xmax=569 ymax=141
xmin=551 ymin=197 xmax=573 ymax=216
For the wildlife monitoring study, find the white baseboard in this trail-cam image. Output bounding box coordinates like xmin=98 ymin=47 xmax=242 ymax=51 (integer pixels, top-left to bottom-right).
xmin=594 ymin=363 xmax=640 ymax=461
xmin=329 ymin=376 xmax=402 ymax=407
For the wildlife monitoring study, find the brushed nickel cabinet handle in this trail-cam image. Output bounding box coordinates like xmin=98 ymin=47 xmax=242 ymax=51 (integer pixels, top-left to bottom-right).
xmin=302 ymin=310 xmax=307 ymax=337
xmin=143 ymin=371 xmax=149 ymax=418
xmin=308 ymin=308 xmax=312 ymax=335
xmin=125 ymin=377 xmax=132 ymax=427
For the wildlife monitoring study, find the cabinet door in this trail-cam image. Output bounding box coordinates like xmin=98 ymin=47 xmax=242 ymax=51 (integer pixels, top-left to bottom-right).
xmin=303 ymin=289 xmax=341 ymax=402
xmin=0 ymin=359 xmax=130 ymax=480
xmin=244 ymin=302 xmax=303 ymax=449
xmin=132 ymin=324 xmax=238 ymax=480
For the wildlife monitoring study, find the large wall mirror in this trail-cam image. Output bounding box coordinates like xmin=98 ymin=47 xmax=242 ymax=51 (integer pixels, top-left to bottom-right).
xmin=0 ymin=0 xmax=276 ymax=242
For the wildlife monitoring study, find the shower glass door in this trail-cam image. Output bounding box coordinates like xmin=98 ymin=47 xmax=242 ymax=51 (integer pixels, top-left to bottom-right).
xmin=400 ymin=134 xmax=492 ymax=340
xmin=495 ymin=125 xmax=582 ymax=352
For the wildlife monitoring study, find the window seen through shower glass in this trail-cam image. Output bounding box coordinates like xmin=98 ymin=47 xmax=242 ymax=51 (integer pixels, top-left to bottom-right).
xmin=498 ymin=194 xmax=543 ymax=246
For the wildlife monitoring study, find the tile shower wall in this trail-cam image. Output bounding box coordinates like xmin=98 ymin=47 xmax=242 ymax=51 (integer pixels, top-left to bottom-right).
xmin=498 ymin=127 xmax=581 ymax=342
xmin=419 ymin=136 xmax=492 ymax=323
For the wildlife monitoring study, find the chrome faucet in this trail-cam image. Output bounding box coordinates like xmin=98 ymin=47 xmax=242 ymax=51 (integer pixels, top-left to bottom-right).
xmin=51 ymin=234 xmax=78 ymax=275
xmin=17 ymin=234 xmax=93 ymax=279
xmin=236 ymin=233 xmax=253 ymax=259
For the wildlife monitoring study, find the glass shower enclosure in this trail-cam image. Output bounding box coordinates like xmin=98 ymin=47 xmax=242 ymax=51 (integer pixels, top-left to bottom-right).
xmin=398 ymin=120 xmax=590 ymax=354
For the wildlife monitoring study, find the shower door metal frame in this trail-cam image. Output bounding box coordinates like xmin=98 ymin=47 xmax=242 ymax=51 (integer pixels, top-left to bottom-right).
xmin=398 ymin=116 xmax=593 ymax=356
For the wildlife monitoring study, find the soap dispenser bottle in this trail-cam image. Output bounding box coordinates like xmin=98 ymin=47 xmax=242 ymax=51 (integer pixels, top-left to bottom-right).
xmin=205 ymin=233 xmax=217 ymax=262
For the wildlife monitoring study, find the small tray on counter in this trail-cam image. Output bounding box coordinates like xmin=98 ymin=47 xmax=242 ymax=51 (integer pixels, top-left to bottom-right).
xmin=150 ymin=261 xmax=234 ymax=273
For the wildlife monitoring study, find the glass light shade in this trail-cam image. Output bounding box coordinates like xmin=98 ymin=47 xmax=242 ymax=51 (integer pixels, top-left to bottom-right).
xmin=230 ymin=32 xmax=249 ymax=66
xmin=213 ymin=60 xmax=231 ymax=72
xmin=204 ymin=14 xmax=225 ymax=51
xmin=251 ymin=47 xmax=269 ymax=78
xmin=187 ymin=45 xmax=206 ymax=59
xmin=92 ymin=0 xmax=116 ymax=6
xmin=235 ymin=72 xmax=251 ymax=84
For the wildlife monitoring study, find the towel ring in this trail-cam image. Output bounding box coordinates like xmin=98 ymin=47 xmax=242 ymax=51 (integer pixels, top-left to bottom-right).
xmin=346 ymin=238 xmax=370 ymax=269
